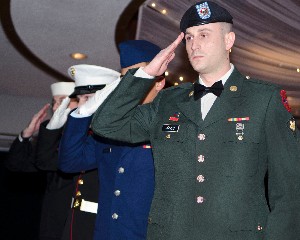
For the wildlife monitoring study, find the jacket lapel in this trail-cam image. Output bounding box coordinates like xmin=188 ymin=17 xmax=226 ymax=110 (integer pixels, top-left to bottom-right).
xmin=177 ymin=84 xmax=203 ymax=127
xmin=201 ymin=69 xmax=247 ymax=129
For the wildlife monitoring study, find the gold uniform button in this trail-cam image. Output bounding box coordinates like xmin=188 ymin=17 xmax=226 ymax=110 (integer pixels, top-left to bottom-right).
xmin=73 ymin=199 xmax=80 ymax=208
xmin=112 ymin=213 xmax=119 ymax=219
xmin=76 ymin=191 xmax=81 ymax=197
xmin=118 ymin=167 xmax=125 ymax=174
xmin=114 ymin=190 xmax=121 ymax=196
xmin=78 ymin=179 xmax=84 ymax=185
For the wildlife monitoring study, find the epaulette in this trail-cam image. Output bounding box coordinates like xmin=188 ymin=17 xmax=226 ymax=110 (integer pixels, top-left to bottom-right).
xmin=245 ymin=77 xmax=279 ymax=91
xmin=246 ymin=76 xmax=278 ymax=87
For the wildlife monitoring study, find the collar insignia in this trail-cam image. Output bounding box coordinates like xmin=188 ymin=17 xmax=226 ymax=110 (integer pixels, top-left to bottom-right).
xmin=230 ymin=86 xmax=237 ymax=92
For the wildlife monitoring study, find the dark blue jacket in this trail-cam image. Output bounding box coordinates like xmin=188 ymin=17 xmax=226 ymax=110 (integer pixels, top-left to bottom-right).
xmin=58 ymin=115 xmax=154 ymax=240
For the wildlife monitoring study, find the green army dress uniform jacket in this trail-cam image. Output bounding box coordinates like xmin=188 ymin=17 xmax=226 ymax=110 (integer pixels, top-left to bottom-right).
xmin=91 ymin=68 xmax=300 ymax=240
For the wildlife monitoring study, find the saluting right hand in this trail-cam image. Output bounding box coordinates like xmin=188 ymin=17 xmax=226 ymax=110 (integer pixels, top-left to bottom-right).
xmin=143 ymin=33 xmax=184 ymax=77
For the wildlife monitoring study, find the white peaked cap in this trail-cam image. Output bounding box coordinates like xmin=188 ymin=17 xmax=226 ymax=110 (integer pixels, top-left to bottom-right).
xmin=50 ymin=82 xmax=75 ymax=97
xmin=68 ymin=64 xmax=120 ymax=87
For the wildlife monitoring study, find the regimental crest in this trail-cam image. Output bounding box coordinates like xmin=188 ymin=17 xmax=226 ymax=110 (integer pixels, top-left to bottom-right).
xmin=289 ymin=118 xmax=296 ymax=132
xmin=196 ymin=2 xmax=211 ymax=20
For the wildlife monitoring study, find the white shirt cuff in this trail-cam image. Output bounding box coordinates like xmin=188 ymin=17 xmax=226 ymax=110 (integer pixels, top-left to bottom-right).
xmin=71 ymin=109 xmax=92 ymax=118
xmin=135 ymin=68 xmax=155 ymax=79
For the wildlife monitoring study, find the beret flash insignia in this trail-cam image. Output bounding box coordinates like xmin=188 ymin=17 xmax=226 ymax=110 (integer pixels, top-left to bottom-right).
xmin=196 ymin=2 xmax=211 ymax=19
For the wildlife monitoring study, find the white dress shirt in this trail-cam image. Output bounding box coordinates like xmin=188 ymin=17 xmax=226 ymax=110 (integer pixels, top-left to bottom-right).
xmin=200 ymin=64 xmax=234 ymax=119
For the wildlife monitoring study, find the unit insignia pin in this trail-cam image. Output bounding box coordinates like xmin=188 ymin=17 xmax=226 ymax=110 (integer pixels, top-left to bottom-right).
xmin=189 ymin=91 xmax=194 ymax=97
xmin=289 ymin=119 xmax=296 ymax=132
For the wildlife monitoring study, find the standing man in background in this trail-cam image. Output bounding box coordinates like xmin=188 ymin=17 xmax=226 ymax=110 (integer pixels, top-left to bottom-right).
xmin=91 ymin=1 xmax=300 ymax=239
xmin=6 ymin=82 xmax=77 ymax=240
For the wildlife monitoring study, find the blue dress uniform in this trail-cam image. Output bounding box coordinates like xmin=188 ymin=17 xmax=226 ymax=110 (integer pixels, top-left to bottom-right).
xmin=58 ymin=115 xmax=155 ymax=240
xmin=91 ymin=68 xmax=300 ymax=240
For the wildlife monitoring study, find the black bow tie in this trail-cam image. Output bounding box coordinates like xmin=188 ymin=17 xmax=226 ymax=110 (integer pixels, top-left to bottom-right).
xmin=194 ymin=80 xmax=224 ymax=100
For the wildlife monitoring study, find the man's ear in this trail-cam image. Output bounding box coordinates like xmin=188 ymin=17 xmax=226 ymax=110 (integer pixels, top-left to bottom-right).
xmin=225 ymin=32 xmax=235 ymax=51
xmin=155 ymin=79 xmax=165 ymax=91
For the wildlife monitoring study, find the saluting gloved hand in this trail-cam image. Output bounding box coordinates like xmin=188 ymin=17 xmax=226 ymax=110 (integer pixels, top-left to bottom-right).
xmin=77 ymin=78 xmax=121 ymax=116
xmin=46 ymin=97 xmax=71 ymax=130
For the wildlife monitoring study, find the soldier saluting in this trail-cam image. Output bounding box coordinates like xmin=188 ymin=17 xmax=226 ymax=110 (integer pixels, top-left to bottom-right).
xmin=90 ymin=1 xmax=300 ymax=239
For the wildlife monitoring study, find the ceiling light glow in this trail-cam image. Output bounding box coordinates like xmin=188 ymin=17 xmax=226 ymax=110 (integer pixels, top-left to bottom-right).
xmin=70 ymin=53 xmax=87 ymax=60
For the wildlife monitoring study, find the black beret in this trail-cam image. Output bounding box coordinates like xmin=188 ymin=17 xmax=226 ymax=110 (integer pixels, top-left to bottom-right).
xmin=180 ymin=1 xmax=233 ymax=33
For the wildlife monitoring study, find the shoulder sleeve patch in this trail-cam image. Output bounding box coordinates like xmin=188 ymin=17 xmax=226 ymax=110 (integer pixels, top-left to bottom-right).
xmin=280 ymin=90 xmax=291 ymax=112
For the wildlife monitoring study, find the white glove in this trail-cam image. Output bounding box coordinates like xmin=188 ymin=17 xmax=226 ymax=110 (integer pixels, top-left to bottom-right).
xmin=77 ymin=78 xmax=121 ymax=116
xmin=46 ymin=97 xmax=71 ymax=129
